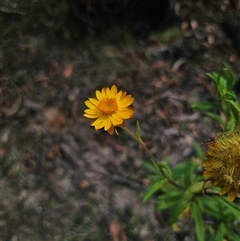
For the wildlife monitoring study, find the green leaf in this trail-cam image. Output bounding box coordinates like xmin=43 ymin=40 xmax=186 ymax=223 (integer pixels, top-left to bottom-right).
xmin=156 ymin=190 xmax=183 ymax=210
xmin=196 ymin=196 xmax=223 ymax=220
xmin=142 ymin=180 xmax=166 ymax=203
xmin=226 ymin=100 xmax=240 ymax=112
xmin=183 ymin=158 xmax=195 ymax=187
xmin=171 ymin=162 xmax=187 ymax=179
xmin=192 ymin=202 xmax=205 ymax=241
xmin=222 ymin=63 xmax=236 ymax=89
xmin=135 ymin=120 xmax=141 ymax=139
xmin=204 ymin=111 xmax=225 ymax=126
xmin=215 ymin=223 xmax=225 ymax=241
xmin=225 ymin=227 xmax=240 ymax=241
xmin=191 ymin=101 xmax=217 ymax=111
xmin=206 ymin=72 xmax=218 ymax=82
xmin=225 ymin=111 xmax=237 ymax=131
xmin=141 ymin=160 xmax=159 ymax=174
xmin=216 ymin=196 xmax=240 ymax=222
xmin=192 ymin=142 xmax=205 ymax=160
xmin=168 ymin=202 xmax=185 ymax=224
xmin=224 ymin=91 xmax=237 ymax=101
xmin=158 ymin=161 xmax=172 ymax=178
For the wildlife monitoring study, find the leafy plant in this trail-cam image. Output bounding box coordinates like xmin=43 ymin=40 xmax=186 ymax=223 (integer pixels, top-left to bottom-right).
xmin=84 ymin=64 xmax=240 ymax=240
xmin=192 ymin=63 xmax=240 ymax=130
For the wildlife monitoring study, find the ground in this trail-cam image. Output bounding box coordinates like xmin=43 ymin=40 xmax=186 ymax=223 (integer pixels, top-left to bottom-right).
xmin=1 ymin=0 xmax=240 ymax=241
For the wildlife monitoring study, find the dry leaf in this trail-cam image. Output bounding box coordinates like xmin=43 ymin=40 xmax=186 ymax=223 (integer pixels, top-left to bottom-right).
xmin=109 ymin=220 xmax=127 ymax=241
xmin=62 ymin=63 xmax=73 ymax=78
xmin=43 ymin=107 xmax=66 ymax=130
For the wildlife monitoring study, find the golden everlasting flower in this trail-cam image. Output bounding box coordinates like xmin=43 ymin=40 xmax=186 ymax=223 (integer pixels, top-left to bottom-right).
xmin=202 ymin=129 xmax=240 ymax=201
xmin=84 ymin=85 xmax=134 ymax=135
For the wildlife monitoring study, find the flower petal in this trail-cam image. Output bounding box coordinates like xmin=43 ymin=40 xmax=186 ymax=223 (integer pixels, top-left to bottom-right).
xmin=96 ymin=90 xmax=103 ymax=101
xmin=88 ymin=98 xmax=99 ymax=106
xmin=108 ymin=125 xmax=115 ymax=135
xmin=227 ymin=189 xmax=237 ymax=201
xmin=104 ymin=117 xmax=112 ymax=131
xmin=118 ymin=95 xmax=134 ymax=107
xmin=220 ymin=184 xmax=233 ymax=195
xmin=110 ymin=114 xmax=124 ymax=126
xmin=85 ymin=100 xmax=97 ymax=109
xmin=110 ymin=85 xmax=118 ymax=96
xmin=116 ymin=109 xmax=134 ymax=119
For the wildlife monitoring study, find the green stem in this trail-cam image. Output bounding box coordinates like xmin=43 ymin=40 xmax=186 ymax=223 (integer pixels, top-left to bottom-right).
xmin=121 ymin=126 xmax=184 ymax=190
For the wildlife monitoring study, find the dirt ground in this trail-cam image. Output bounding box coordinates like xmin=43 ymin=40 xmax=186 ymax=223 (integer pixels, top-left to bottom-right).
xmin=1 ymin=1 xmax=240 ymax=241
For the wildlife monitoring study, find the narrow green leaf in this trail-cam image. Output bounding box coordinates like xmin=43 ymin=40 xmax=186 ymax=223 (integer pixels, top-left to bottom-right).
xmin=141 ymin=160 xmax=160 ymax=174
xmin=135 ymin=120 xmax=141 ymax=139
xmin=215 ymin=223 xmax=225 ymax=241
xmin=224 ymin=92 xmax=237 ymax=101
xmin=156 ymin=190 xmax=183 ymax=210
xmin=142 ymin=180 xmax=166 ymax=203
xmin=158 ymin=161 xmax=172 ymax=178
xmin=168 ymin=202 xmax=184 ymax=224
xmin=204 ymin=111 xmax=225 ymax=126
xmin=225 ymin=227 xmax=240 ymax=241
xmin=192 ymin=202 xmax=205 ymax=241
xmin=215 ymin=196 xmax=240 ymax=222
xmin=222 ymin=63 xmax=236 ymax=89
xmin=206 ymin=72 xmax=218 ymax=83
xmin=192 ymin=142 xmax=205 ymax=160
xmin=196 ymin=196 xmax=223 ymax=220
xmin=191 ymin=101 xmax=217 ymax=111
xmin=225 ymin=111 xmax=236 ymax=131
xmin=226 ymin=100 xmax=240 ymax=112
xmin=170 ymin=162 xmax=188 ymax=186
xmin=183 ymin=158 xmax=194 ymax=187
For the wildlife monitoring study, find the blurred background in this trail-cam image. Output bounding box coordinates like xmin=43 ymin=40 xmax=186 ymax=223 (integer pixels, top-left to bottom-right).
xmin=1 ymin=0 xmax=240 ymax=240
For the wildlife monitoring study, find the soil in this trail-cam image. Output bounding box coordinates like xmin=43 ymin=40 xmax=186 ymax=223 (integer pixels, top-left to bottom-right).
xmin=1 ymin=0 xmax=240 ymax=241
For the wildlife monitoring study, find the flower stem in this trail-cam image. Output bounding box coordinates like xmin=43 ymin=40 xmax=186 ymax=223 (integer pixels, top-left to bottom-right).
xmin=121 ymin=126 xmax=184 ymax=190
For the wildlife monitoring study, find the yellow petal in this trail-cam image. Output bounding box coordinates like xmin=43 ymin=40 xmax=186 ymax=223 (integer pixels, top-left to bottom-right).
xmin=111 ymin=113 xmax=124 ymax=125
xmin=96 ymin=90 xmax=103 ymax=101
xmin=116 ymin=90 xmax=123 ymax=100
xmin=85 ymin=100 xmax=95 ymax=109
xmin=212 ymin=178 xmax=225 ymax=187
xmin=92 ymin=115 xmax=106 ymax=125
xmin=227 ymin=189 xmax=237 ymax=201
xmin=104 ymin=117 xmax=111 ymax=131
xmin=89 ymin=98 xmax=99 ymax=106
xmin=84 ymin=109 xmax=101 ymax=115
xmin=118 ymin=95 xmax=134 ymax=107
xmin=101 ymin=87 xmax=107 ymax=98
xmin=84 ymin=112 xmax=100 ymax=118
xmin=110 ymin=85 xmax=118 ymax=96
xmin=219 ymin=184 xmax=233 ymax=195
xmin=84 ymin=110 xmax=102 ymax=119
xmin=120 ymin=91 xmax=127 ymax=99
xmin=203 ymin=170 xmax=217 ymax=178
xmin=116 ymin=109 xmax=134 ymax=119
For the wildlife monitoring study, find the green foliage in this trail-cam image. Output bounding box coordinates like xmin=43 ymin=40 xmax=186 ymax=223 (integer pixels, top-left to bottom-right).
xmin=142 ymin=153 xmax=240 ymax=240
xmin=192 ymin=202 xmax=204 ymax=241
xmin=192 ymin=64 xmax=240 ymax=130
xmin=139 ymin=65 xmax=240 ymax=240
xmin=84 ymin=64 xmax=240 ymax=240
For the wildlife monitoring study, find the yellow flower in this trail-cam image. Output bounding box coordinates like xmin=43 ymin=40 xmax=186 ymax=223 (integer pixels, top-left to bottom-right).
xmin=84 ymin=85 xmax=134 ymax=135
xmin=202 ymin=129 xmax=240 ymax=201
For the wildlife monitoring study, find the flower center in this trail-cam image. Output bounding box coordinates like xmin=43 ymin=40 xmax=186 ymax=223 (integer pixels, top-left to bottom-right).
xmin=98 ymin=98 xmax=118 ymax=114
